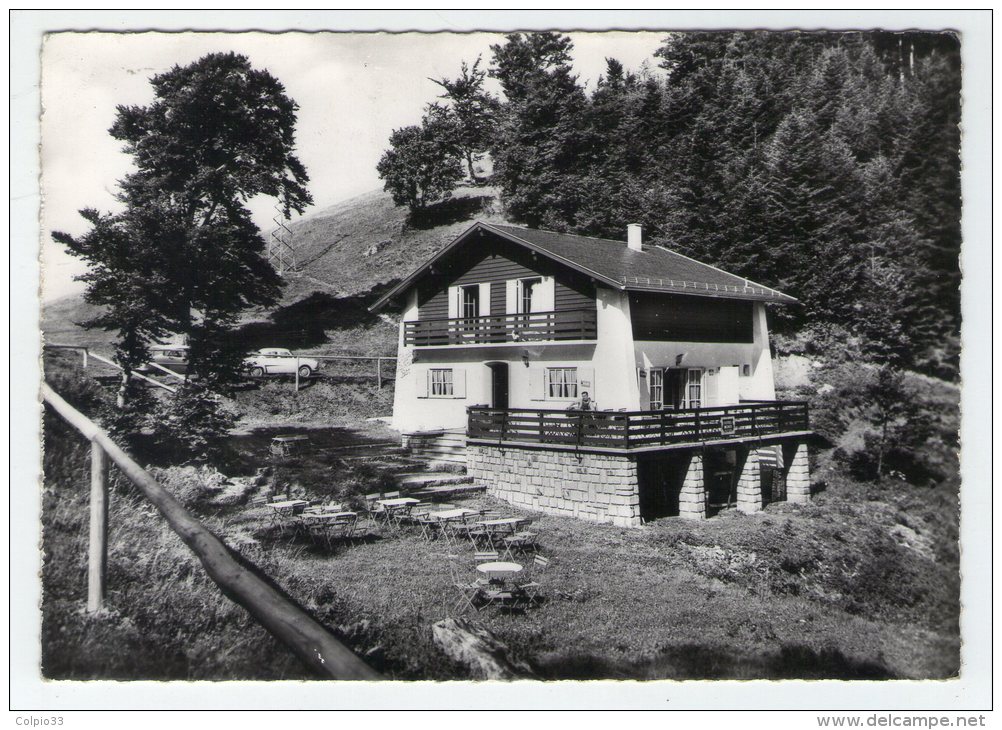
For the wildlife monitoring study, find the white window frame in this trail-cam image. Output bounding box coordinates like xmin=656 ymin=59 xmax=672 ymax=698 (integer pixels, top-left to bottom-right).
xmin=685 ymin=368 xmax=703 ymax=409
xmin=460 ymin=285 xmax=480 ymax=320
xmin=429 ymin=368 xmax=454 ymax=397
xmin=545 ymin=367 xmax=578 ymax=400
xmin=517 ymin=277 xmax=542 ymax=314
xmin=649 ymin=368 xmax=664 ymax=410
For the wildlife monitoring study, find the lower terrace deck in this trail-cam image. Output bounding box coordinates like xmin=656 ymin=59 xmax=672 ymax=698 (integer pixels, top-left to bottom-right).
xmin=467 ymin=400 xmax=810 ymax=454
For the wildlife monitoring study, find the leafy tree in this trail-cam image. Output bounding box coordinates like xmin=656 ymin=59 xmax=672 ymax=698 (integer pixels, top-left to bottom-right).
xmin=430 ymin=56 xmax=498 ymax=182
xmin=376 ymin=109 xmax=464 ymax=211
xmin=54 ymin=52 xmax=312 ymax=406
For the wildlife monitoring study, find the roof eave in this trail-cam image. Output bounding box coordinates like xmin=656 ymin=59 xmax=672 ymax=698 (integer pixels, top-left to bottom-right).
xmin=368 ymin=220 xmax=625 ymax=312
xmin=368 ymin=221 xmax=485 ymax=312
xmin=621 ymin=283 xmax=799 ymax=304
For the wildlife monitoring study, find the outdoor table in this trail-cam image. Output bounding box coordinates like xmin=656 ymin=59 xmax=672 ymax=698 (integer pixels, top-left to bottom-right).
xmin=265 ymin=499 xmax=310 ymax=535
xmin=476 ymin=561 xmax=524 ymax=582
xmin=430 ymin=508 xmax=480 ymax=521
xmin=301 ymin=512 xmax=358 ymax=546
xmin=267 ymin=499 xmax=310 ymax=514
xmin=377 ymin=497 xmax=421 ymax=508
xmin=377 ymin=497 xmax=421 ymax=527
xmin=477 ymin=517 xmax=524 ymax=545
xmin=302 ymin=511 xmax=356 ymax=521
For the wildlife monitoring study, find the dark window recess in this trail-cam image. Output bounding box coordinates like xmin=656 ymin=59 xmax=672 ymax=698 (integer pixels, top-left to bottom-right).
xmin=629 ymin=293 xmax=754 ymax=343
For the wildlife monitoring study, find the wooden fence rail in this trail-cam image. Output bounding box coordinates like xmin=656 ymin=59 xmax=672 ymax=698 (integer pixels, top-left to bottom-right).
xmin=43 ymin=344 xmax=179 ymax=392
xmin=41 ymin=382 xmax=381 ymax=680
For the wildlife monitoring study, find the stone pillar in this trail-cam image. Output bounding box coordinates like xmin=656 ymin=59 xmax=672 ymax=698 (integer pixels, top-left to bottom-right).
xmin=735 ymin=447 xmax=763 ymax=514
xmin=782 ymin=441 xmax=812 ymax=503
xmin=677 ymin=452 xmax=707 ymax=520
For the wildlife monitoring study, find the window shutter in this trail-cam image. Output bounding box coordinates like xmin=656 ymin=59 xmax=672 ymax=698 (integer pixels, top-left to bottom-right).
xmin=453 ymin=369 xmax=466 ymax=398
xmin=505 ymin=280 xmax=518 ymax=314
xmin=528 ymin=368 xmax=545 ymax=401
xmin=478 ymin=283 xmax=491 ymax=316
xmin=447 ymin=286 xmax=459 ymax=319
xmin=415 ymin=367 xmax=429 ymax=398
xmin=578 ymin=367 xmax=595 ymax=399
xmin=717 ymin=365 xmax=739 ymax=406
xmin=537 ymin=276 xmax=555 ymax=312
xmin=704 ymin=368 xmax=719 ymax=407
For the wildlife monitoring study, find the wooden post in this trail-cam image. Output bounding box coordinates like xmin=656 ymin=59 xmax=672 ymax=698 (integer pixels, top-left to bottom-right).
xmin=377 ymin=357 xmax=382 ymax=389
xmin=82 ymin=349 xmax=89 ymax=369
xmin=294 ymin=357 xmax=300 ymax=392
xmin=88 ymin=440 xmax=109 ymax=612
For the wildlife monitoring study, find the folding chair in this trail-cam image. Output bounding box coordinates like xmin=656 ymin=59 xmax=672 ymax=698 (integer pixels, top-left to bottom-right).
xmin=515 ymin=554 xmax=551 ymax=606
xmin=502 ymin=532 xmax=539 ymax=560
xmin=473 ymin=550 xmax=500 ymax=563
xmin=438 ymin=516 xmax=464 ymax=547
xmin=446 ymin=558 xmax=485 ymax=613
xmin=414 ymin=512 xmax=439 ymax=541
xmin=502 ymin=518 xmax=539 ymax=559
xmin=302 ymin=515 xmax=333 ymax=549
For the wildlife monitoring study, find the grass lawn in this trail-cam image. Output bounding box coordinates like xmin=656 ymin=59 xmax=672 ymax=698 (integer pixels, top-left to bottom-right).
xmin=41 ymin=412 xmax=959 ymax=679
xmin=39 ymin=353 xmax=960 ymax=681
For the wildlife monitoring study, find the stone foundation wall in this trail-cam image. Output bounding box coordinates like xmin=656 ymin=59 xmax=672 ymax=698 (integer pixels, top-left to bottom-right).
xmin=468 ymin=445 xmax=642 ymax=528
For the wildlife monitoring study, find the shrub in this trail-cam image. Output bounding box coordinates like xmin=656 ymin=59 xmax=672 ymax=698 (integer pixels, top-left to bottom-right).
xmin=147 ymin=383 xmax=237 ymax=462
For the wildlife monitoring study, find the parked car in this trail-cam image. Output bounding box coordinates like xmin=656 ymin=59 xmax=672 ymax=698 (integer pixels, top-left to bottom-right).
xmin=137 ymin=345 xmax=189 ymax=375
xmin=243 ymin=348 xmax=320 ymax=379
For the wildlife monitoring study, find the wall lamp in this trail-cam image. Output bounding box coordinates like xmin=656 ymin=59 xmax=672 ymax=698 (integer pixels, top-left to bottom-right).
xmin=522 ymin=350 xmax=530 ymax=368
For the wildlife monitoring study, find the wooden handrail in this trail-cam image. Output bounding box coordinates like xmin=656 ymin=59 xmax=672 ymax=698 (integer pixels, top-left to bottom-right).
xmin=41 ymin=382 xmax=381 ymax=680
xmin=404 ymin=308 xmax=597 ymax=347
xmin=467 ymin=401 xmax=809 ymax=450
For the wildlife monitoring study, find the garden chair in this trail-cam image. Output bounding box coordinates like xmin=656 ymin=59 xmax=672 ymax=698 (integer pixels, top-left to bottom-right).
xmin=502 ymin=518 xmax=538 ymax=559
xmin=473 ymin=550 xmax=500 ymax=563
xmin=332 ymin=514 xmax=357 ymax=544
xmin=302 ymin=515 xmax=334 ymax=549
xmin=515 ymin=554 xmax=551 ymax=606
xmin=383 ymin=490 xmax=402 ymax=500
xmin=414 ymin=512 xmax=440 ymax=541
xmin=446 ymin=557 xmax=485 ymax=613
xmin=501 ymin=532 xmax=538 ymax=560
xmin=438 ymin=516 xmax=467 ymax=547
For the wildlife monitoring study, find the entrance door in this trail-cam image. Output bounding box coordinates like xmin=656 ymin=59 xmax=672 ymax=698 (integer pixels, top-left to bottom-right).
xmin=665 ymin=368 xmax=703 ymax=409
xmin=487 ymin=362 xmax=509 ymax=410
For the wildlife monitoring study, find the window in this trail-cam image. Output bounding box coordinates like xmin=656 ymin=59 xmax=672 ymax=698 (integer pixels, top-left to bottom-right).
xmin=649 ymin=368 xmax=664 ymax=410
xmin=686 ymin=368 xmax=703 ymax=408
xmin=430 ymin=369 xmax=454 ymax=397
xmin=461 ymin=285 xmax=480 ymax=319
xmin=519 ymin=278 xmax=540 ymax=314
xmin=546 ymin=367 xmax=578 ymax=399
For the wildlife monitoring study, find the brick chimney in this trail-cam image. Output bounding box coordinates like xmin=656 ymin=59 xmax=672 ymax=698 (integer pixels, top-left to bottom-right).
xmin=627 ymin=223 xmax=643 ymax=251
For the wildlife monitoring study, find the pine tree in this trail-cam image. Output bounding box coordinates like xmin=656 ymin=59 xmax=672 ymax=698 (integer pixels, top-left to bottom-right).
xmin=429 ymin=57 xmax=499 ymax=182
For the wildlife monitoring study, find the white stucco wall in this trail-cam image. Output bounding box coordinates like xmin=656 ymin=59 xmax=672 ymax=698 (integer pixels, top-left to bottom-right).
xmin=633 ymin=301 xmax=776 ymax=405
xmin=391 ymin=292 xmax=778 ymax=434
xmin=391 ymin=286 xmax=641 ymax=433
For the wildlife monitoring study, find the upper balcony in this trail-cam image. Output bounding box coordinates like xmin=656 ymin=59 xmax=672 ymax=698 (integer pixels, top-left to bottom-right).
xmin=404 ymin=309 xmax=598 ymax=348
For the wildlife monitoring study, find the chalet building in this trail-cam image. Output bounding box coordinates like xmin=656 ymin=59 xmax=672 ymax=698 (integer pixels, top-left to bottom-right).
xmin=371 ymin=221 xmax=812 ymax=527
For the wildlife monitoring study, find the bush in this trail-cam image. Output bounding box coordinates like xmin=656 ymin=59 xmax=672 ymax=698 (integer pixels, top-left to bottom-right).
xmin=147 ymin=383 xmax=236 ymax=462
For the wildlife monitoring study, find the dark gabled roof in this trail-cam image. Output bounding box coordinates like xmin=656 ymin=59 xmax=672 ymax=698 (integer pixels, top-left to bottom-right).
xmin=370 ymin=221 xmax=797 ymax=311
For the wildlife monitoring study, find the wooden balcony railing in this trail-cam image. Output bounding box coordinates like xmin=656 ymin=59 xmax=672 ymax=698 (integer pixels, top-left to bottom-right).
xmin=467 ymin=401 xmax=810 ymax=451
xmin=404 ymin=309 xmax=598 ymax=347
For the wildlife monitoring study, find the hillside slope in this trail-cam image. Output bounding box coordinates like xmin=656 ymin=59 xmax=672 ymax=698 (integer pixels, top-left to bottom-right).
xmin=42 ymin=185 xmax=509 ymax=348
xmin=275 ymin=185 xmax=509 ymax=305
